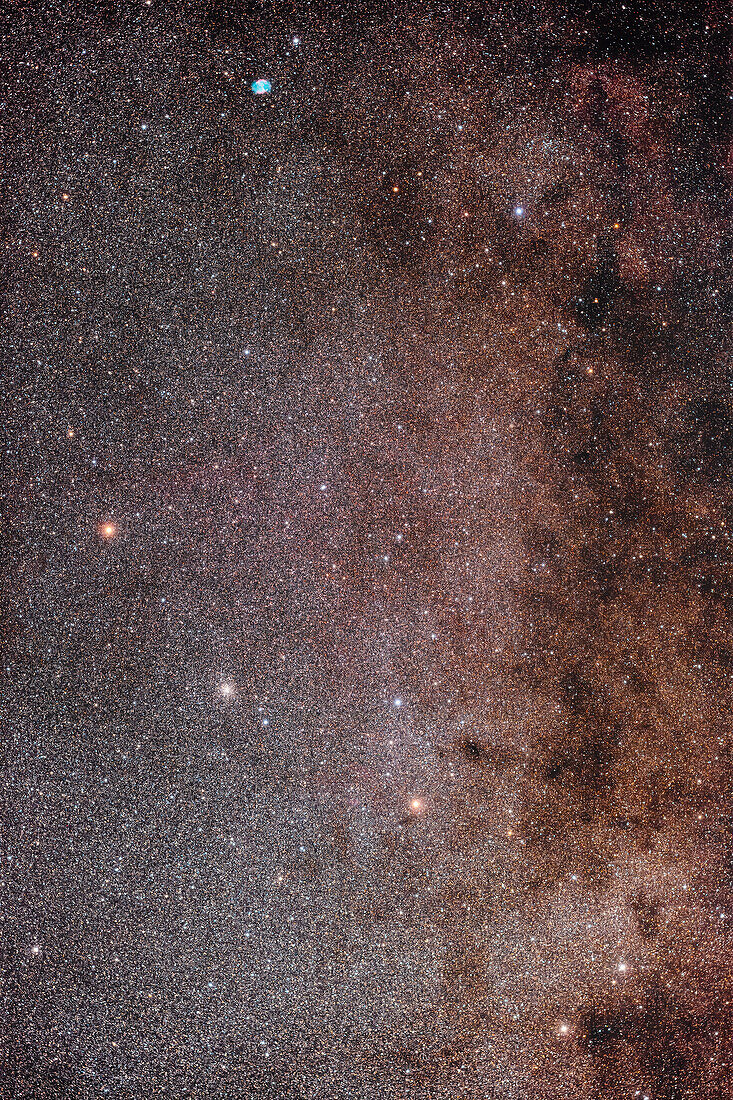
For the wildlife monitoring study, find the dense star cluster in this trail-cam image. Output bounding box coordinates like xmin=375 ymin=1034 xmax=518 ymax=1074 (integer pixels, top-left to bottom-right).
xmin=1 ymin=1 xmax=731 ymax=1097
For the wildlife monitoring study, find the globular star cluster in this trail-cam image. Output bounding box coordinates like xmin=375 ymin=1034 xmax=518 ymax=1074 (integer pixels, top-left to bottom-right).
xmin=1 ymin=1 xmax=731 ymax=1097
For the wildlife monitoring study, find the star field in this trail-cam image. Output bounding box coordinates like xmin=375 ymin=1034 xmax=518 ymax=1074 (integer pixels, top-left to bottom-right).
xmin=1 ymin=2 xmax=731 ymax=1097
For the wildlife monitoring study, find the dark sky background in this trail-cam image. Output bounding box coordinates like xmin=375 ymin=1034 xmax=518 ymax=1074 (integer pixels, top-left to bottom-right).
xmin=1 ymin=1 xmax=731 ymax=1097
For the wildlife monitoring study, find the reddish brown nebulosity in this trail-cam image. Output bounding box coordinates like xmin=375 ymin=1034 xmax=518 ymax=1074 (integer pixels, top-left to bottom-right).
xmin=1 ymin=2 xmax=729 ymax=1097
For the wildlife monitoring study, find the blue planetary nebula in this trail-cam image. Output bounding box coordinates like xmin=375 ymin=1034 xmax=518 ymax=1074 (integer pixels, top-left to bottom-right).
xmin=251 ymin=78 xmax=272 ymax=95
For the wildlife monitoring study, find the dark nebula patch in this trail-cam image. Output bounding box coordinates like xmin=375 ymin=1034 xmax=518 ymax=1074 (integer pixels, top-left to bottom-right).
xmin=577 ymin=990 xmax=732 ymax=1099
